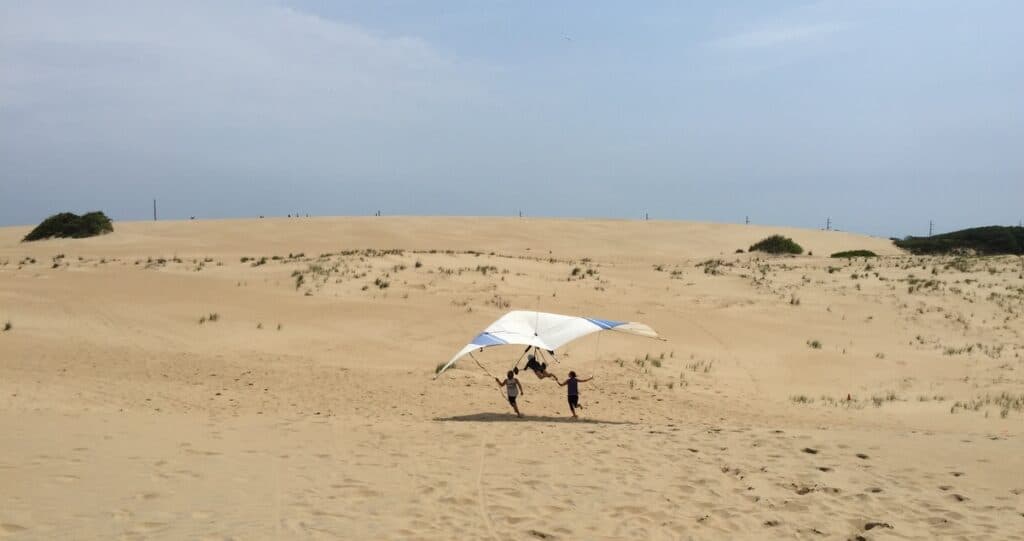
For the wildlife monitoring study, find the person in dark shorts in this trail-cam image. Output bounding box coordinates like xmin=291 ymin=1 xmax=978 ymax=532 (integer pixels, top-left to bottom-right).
xmin=558 ymin=371 xmax=593 ymax=418
xmin=522 ymin=348 xmax=558 ymax=381
xmin=495 ymin=370 xmax=524 ymax=417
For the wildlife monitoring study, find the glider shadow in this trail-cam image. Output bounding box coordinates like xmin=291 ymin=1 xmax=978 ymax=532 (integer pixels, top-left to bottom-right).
xmin=434 ymin=412 xmax=634 ymax=425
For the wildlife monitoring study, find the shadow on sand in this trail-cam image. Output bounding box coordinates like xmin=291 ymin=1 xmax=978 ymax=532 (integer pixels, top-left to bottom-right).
xmin=434 ymin=412 xmax=634 ymax=425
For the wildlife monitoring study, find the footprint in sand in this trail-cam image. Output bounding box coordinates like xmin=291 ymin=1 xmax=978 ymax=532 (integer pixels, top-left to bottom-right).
xmin=137 ymin=521 xmax=169 ymax=533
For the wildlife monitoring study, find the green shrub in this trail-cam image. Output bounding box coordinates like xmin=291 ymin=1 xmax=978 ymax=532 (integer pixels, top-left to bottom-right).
xmin=23 ymin=212 xmax=113 ymax=242
xmin=749 ymin=235 xmax=803 ymax=255
xmin=831 ymin=250 xmax=877 ymax=258
xmin=894 ymin=226 xmax=1024 ymax=255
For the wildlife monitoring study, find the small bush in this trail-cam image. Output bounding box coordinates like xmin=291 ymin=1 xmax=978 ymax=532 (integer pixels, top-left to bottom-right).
xmin=749 ymin=235 xmax=803 ymax=255
xmin=831 ymin=250 xmax=877 ymax=258
xmin=23 ymin=211 xmax=113 ymax=242
xmin=3 ymin=321 xmax=11 ymax=332
xmin=807 ymin=339 xmax=822 ymax=349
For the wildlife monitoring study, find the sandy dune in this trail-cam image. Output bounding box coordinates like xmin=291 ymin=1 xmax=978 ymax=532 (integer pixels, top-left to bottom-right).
xmin=1 ymin=217 xmax=1022 ymax=539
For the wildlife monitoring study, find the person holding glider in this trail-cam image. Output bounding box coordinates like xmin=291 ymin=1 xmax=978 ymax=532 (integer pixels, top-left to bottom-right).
xmin=496 ymin=370 xmax=524 ymax=417
xmin=522 ymin=347 xmax=558 ymax=381
xmin=558 ymin=371 xmax=592 ymax=418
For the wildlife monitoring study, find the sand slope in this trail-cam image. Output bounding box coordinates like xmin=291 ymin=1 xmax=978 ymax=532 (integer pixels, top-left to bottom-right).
xmin=1 ymin=217 xmax=1021 ymax=539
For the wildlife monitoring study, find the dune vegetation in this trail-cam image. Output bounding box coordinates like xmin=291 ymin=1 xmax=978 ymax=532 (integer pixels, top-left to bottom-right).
xmin=22 ymin=211 xmax=114 ymax=242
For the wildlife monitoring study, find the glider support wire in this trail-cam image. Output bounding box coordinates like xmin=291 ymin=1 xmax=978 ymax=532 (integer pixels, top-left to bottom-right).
xmin=468 ymin=351 xmax=496 ymax=379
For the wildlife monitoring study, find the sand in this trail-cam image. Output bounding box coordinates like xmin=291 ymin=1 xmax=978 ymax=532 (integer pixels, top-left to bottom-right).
xmin=1 ymin=217 xmax=1022 ymax=539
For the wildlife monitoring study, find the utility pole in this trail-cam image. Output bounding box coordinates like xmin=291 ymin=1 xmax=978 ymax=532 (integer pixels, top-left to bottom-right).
xmin=826 ymin=217 xmax=831 ymax=231
xmin=929 ymin=220 xmax=934 ymax=237
xmin=153 ymin=199 xmax=157 ymax=221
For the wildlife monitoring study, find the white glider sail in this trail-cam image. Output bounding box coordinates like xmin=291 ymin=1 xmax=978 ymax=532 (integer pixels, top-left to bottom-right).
xmin=435 ymin=310 xmax=661 ymax=378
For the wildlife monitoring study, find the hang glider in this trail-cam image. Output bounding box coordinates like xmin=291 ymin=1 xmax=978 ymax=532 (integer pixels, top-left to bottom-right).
xmin=435 ymin=310 xmax=661 ymax=378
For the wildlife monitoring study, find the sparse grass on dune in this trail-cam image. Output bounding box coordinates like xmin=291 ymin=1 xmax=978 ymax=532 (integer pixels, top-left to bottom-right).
xmin=950 ymin=392 xmax=1024 ymax=418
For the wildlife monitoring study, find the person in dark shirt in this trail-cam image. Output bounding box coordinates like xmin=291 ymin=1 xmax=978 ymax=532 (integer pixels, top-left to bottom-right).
xmin=522 ymin=348 xmax=557 ymax=381
xmin=557 ymin=371 xmax=593 ymax=418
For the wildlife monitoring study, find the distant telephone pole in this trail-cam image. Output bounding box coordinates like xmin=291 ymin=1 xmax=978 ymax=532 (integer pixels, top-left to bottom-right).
xmin=153 ymin=199 xmax=157 ymax=221
xmin=929 ymin=220 xmax=934 ymax=237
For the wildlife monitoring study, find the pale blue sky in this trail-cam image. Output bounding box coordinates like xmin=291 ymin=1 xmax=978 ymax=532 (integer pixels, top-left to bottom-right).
xmin=2 ymin=1 xmax=1021 ymax=236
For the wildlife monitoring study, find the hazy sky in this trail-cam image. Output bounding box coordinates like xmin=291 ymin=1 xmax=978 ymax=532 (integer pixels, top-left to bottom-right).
xmin=2 ymin=1 xmax=1022 ymax=236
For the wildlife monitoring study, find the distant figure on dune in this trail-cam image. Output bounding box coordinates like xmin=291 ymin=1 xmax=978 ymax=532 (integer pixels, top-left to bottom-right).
xmin=495 ymin=370 xmax=524 ymax=417
xmin=558 ymin=371 xmax=593 ymax=418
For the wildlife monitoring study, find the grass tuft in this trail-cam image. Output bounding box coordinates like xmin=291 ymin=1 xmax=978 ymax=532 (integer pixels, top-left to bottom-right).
xmin=831 ymin=250 xmax=877 ymax=258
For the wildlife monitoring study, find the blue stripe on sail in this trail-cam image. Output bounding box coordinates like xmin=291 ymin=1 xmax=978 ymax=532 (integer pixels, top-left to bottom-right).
xmin=585 ymin=317 xmax=624 ymax=330
xmin=470 ymin=332 xmax=508 ymax=347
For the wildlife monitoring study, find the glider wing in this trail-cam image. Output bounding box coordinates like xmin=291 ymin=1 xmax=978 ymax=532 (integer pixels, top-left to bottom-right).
xmin=435 ymin=310 xmax=660 ymax=378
